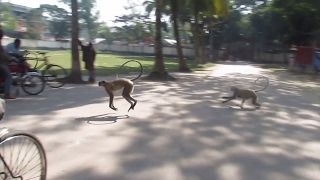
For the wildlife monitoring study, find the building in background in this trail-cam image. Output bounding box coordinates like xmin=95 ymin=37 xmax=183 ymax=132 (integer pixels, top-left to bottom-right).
xmin=1 ymin=2 xmax=52 ymax=40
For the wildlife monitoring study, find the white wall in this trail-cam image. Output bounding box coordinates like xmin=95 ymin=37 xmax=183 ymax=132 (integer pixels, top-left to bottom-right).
xmin=2 ymin=38 xmax=288 ymax=63
xmin=2 ymin=38 xmax=196 ymax=57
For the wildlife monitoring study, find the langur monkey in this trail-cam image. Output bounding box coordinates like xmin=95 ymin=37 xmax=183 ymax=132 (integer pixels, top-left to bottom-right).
xmin=221 ymin=76 xmax=269 ymax=109
xmin=98 ymin=60 xmax=143 ymax=112
xmin=98 ymin=79 xmax=137 ymax=112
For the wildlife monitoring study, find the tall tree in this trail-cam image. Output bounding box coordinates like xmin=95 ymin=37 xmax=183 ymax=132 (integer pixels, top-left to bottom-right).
xmin=59 ymin=0 xmax=100 ymax=40
xmin=143 ymin=0 xmax=191 ymax=72
xmin=24 ymin=8 xmax=46 ymax=40
xmin=0 ymin=3 xmax=17 ymax=32
xmin=97 ymin=22 xmax=113 ymax=44
xmin=65 ymin=0 xmax=84 ymax=83
xmin=272 ymin=0 xmax=320 ymax=46
xmin=38 ymin=4 xmax=71 ymax=39
xmin=145 ymin=0 xmax=175 ymax=80
xmin=169 ymin=0 xmax=191 ymax=72
xmin=113 ymin=13 xmax=154 ymax=42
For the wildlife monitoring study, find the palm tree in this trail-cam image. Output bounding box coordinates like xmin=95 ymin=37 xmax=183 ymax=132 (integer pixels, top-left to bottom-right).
xmin=65 ymin=0 xmax=85 ymax=83
xmin=185 ymin=0 xmax=229 ymax=64
xmin=143 ymin=0 xmax=191 ymax=72
xmin=145 ymin=0 xmax=175 ymax=80
xmin=170 ymin=0 xmax=191 ymax=72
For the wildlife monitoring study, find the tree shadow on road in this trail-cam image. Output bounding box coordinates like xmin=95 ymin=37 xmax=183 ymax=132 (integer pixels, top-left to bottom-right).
xmin=3 ymin=63 xmax=320 ymax=180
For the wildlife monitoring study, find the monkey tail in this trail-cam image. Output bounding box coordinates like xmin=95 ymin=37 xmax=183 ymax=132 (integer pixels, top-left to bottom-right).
xmin=254 ymin=76 xmax=269 ymax=92
xmin=116 ymin=60 xmax=143 ymax=81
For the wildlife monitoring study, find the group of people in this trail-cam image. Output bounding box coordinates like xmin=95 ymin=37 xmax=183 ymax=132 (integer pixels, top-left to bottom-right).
xmin=0 ymin=29 xmax=28 ymax=100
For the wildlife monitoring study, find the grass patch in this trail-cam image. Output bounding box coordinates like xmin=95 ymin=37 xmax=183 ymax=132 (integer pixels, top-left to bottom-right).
xmin=25 ymin=50 xmax=215 ymax=76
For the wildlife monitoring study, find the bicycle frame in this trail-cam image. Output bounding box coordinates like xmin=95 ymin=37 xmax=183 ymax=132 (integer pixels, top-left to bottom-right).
xmin=24 ymin=52 xmax=50 ymax=71
xmin=33 ymin=54 xmax=50 ymax=72
xmin=25 ymin=52 xmax=57 ymax=79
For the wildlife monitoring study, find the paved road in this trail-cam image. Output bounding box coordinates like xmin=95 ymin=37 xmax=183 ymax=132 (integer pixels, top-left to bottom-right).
xmin=2 ymin=61 xmax=320 ymax=180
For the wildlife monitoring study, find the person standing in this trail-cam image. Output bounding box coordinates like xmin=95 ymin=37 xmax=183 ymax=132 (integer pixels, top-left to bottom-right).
xmin=78 ymin=40 xmax=96 ymax=83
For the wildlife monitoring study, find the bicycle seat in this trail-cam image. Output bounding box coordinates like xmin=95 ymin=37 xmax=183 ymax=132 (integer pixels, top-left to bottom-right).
xmin=37 ymin=51 xmax=48 ymax=55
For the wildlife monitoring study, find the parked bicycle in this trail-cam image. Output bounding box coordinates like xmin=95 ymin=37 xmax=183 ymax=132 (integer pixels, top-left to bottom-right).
xmin=0 ymin=99 xmax=47 ymax=180
xmin=24 ymin=51 xmax=68 ymax=88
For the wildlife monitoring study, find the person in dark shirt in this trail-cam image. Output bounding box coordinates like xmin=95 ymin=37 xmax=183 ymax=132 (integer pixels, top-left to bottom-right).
xmin=79 ymin=40 xmax=96 ymax=83
xmin=0 ymin=30 xmax=16 ymax=99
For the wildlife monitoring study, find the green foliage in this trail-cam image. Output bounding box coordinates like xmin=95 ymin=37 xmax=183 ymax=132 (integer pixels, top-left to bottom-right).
xmin=38 ymin=4 xmax=72 ymax=38
xmin=212 ymin=0 xmax=320 ymax=48
xmin=0 ymin=3 xmax=17 ymax=32
xmin=59 ymin=0 xmax=101 ymax=40
xmin=23 ymin=8 xmax=45 ymax=40
xmin=112 ymin=13 xmax=155 ymax=42
xmin=97 ymin=22 xmax=113 ymax=44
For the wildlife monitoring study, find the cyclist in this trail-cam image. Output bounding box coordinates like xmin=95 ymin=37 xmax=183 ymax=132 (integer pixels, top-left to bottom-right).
xmin=5 ymin=38 xmax=28 ymax=63
xmin=5 ymin=39 xmax=30 ymax=75
xmin=0 ymin=30 xmax=16 ymax=99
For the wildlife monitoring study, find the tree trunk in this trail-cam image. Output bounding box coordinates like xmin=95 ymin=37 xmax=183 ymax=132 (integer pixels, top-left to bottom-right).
xmin=191 ymin=24 xmax=200 ymax=64
xmin=65 ymin=0 xmax=85 ymax=84
xmin=144 ymin=0 xmax=176 ymax=81
xmin=170 ymin=0 xmax=191 ymax=72
xmin=192 ymin=16 xmax=205 ymax=64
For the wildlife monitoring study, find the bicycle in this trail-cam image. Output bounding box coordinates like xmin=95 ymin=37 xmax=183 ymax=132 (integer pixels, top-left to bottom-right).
xmin=0 ymin=99 xmax=47 ymax=180
xmin=0 ymin=60 xmax=46 ymax=96
xmin=24 ymin=51 xmax=68 ymax=88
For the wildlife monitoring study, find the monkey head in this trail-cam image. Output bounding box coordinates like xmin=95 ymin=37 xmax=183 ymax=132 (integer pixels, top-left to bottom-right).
xmin=98 ymin=80 xmax=112 ymax=87
xmin=98 ymin=80 xmax=105 ymax=86
xmin=230 ymin=86 xmax=238 ymax=91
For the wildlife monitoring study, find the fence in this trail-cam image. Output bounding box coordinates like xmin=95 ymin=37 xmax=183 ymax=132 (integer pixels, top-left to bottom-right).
xmin=2 ymin=37 xmax=288 ymax=63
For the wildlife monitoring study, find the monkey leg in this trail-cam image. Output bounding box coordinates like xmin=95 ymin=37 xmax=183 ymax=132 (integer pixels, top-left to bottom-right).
xmin=107 ymin=92 xmax=117 ymax=111
xmin=127 ymin=96 xmax=137 ymax=112
xmin=122 ymin=85 xmax=137 ymax=112
xmin=123 ymin=96 xmax=134 ymax=112
xmin=222 ymin=97 xmax=235 ymax=103
xmin=239 ymin=99 xmax=246 ymax=108
xmin=251 ymin=97 xmax=261 ymax=109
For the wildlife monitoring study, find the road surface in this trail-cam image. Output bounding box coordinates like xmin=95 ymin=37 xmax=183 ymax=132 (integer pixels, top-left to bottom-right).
xmin=2 ymin=61 xmax=320 ymax=180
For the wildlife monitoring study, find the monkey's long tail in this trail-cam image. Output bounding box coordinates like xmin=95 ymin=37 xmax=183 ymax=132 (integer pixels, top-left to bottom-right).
xmin=254 ymin=76 xmax=269 ymax=92
xmin=116 ymin=60 xmax=143 ymax=81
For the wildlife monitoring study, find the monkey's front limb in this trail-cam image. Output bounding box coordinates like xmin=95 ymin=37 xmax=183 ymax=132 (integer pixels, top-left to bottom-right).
xmin=107 ymin=91 xmax=117 ymax=111
xmin=221 ymin=96 xmax=236 ymax=103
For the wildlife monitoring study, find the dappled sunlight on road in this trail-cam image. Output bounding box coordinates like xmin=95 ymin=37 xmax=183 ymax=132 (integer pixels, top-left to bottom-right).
xmin=1 ymin=63 xmax=320 ymax=180
xmin=209 ymin=64 xmax=263 ymax=77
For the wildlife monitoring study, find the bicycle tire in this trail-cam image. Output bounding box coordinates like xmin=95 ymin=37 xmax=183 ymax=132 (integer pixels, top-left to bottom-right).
xmin=42 ymin=64 xmax=68 ymax=88
xmin=21 ymin=74 xmax=45 ymax=95
xmin=0 ymin=130 xmax=47 ymax=180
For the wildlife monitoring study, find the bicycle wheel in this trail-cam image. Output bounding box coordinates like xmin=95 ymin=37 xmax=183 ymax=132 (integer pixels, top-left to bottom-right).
xmin=21 ymin=74 xmax=45 ymax=95
xmin=0 ymin=130 xmax=47 ymax=180
xmin=24 ymin=52 xmax=39 ymax=69
xmin=42 ymin=64 xmax=68 ymax=88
